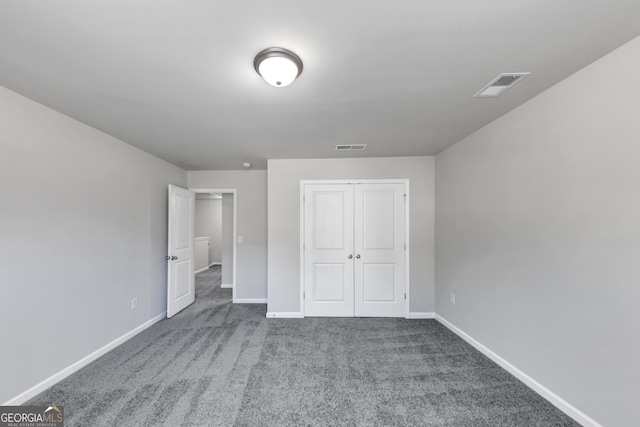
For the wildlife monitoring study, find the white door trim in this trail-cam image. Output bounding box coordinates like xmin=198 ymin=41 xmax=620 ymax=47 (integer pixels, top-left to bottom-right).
xmin=190 ymin=188 xmax=237 ymax=303
xmin=300 ymin=179 xmax=410 ymax=318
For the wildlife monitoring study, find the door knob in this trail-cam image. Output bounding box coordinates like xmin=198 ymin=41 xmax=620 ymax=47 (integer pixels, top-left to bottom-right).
xmin=171 ymin=256 xmax=178 ymax=260
xmin=165 ymin=256 xmax=170 ymax=260
xmin=348 ymin=254 xmax=353 ymax=259
xmin=356 ymin=254 xmax=361 ymax=259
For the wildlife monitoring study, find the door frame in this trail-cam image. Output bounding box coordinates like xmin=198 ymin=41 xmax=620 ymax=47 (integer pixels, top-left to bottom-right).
xmin=299 ymin=179 xmax=410 ymax=318
xmin=190 ymin=188 xmax=238 ymax=303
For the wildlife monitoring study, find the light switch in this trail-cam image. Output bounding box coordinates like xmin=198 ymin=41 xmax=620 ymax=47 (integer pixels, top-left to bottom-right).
xmin=237 ymin=236 xmax=243 ymax=244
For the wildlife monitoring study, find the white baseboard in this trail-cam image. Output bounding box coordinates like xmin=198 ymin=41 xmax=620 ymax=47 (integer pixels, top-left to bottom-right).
xmin=3 ymin=312 xmax=166 ymax=406
xmin=220 ymin=283 xmax=233 ymax=289
xmin=266 ymin=312 xmax=303 ymax=318
xmin=435 ymin=314 xmax=601 ymax=427
xmin=196 ymin=262 xmax=221 ymax=274
xmin=406 ymin=312 xmax=435 ymax=319
xmin=234 ymin=298 xmax=267 ymax=304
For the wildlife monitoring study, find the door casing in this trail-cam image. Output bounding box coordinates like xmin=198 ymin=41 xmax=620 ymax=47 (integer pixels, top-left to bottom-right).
xmin=300 ymin=179 xmax=410 ymax=318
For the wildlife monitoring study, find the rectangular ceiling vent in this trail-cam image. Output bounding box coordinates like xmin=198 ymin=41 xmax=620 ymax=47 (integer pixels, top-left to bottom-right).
xmin=474 ymin=72 xmax=531 ymax=98
xmin=335 ymin=144 xmax=367 ymax=151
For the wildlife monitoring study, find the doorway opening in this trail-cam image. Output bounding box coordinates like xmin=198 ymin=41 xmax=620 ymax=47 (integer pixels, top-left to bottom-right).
xmin=192 ymin=188 xmax=237 ymax=303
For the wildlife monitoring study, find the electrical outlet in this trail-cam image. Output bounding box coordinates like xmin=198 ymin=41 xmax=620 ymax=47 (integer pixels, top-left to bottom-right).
xmin=450 ymin=293 xmax=456 ymax=305
xmin=131 ymin=298 xmax=138 ymax=310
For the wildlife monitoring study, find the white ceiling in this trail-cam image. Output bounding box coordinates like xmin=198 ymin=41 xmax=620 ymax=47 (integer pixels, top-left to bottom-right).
xmin=1 ymin=1 xmax=639 ymax=170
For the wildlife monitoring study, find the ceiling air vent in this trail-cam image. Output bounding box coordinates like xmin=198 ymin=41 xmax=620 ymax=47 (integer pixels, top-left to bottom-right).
xmin=335 ymin=144 xmax=367 ymax=151
xmin=474 ymin=72 xmax=530 ymax=98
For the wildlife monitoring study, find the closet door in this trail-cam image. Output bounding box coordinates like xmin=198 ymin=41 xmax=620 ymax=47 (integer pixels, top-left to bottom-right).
xmin=354 ymin=183 xmax=406 ymax=317
xmin=304 ymin=184 xmax=355 ymax=317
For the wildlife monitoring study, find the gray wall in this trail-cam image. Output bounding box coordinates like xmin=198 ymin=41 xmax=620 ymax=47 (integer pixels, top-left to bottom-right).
xmin=221 ymin=194 xmax=234 ymax=285
xmin=0 ymin=85 xmax=186 ymax=404
xmin=435 ymin=36 xmax=640 ymax=426
xmin=195 ymin=197 xmax=222 ymax=263
xmin=187 ymin=171 xmax=267 ymax=300
xmin=267 ymin=157 xmax=434 ymax=314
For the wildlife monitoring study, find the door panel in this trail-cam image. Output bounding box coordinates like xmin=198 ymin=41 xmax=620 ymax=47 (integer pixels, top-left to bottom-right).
xmin=175 ymin=191 xmax=192 ymax=250
xmin=354 ymin=183 xmax=405 ymax=317
xmin=167 ymin=185 xmax=195 ymax=318
xmin=363 ymin=192 xmax=396 ymax=249
xmin=304 ymin=184 xmax=354 ymax=317
xmin=314 ymin=193 xmax=346 ymax=250
xmin=313 ymin=264 xmax=346 ymax=301
xmin=362 ymin=263 xmax=396 ymax=301
xmin=174 ymin=260 xmax=192 ymax=298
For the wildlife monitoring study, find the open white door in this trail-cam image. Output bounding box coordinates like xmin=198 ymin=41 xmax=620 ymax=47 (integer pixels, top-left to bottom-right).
xmin=167 ymin=185 xmax=195 ymax=318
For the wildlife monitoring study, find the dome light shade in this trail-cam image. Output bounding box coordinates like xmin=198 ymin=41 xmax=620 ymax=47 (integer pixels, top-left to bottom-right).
xmin=254 ymin=47 xmax=303 ymax=87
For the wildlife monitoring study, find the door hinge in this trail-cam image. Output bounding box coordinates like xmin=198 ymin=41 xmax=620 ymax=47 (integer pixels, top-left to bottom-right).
xmin=403 ymin=193 xmax=407 ymax=201
xmin=404 ymin=243 xmax=406 ymax=250
xmin=404 ymin=293 xmax=407 ymax=300
xmin=303 ymin=292 xmax=305 ymax=299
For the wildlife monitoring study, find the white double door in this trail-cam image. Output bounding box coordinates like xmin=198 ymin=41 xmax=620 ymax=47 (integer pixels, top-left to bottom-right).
xmin=304 ymin=182 xmax=406 ymax=317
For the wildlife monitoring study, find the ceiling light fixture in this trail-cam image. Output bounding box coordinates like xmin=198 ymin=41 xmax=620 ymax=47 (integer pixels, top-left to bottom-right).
xmin=254 ymin=47 xmax=303 ymax=87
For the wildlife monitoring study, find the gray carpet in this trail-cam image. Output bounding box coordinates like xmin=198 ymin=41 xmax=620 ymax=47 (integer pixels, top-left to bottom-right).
xmin=28 ymin=266 xmax=579 ymax=426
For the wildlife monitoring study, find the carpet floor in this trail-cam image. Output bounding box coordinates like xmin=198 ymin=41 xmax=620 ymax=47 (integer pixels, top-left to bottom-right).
xmin=28 ymin=266 xmax=579 ymax=426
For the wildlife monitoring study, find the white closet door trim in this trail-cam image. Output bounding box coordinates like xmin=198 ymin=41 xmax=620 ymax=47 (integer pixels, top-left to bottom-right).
xmin=299 ymin=179 xmax=410 ymax=318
